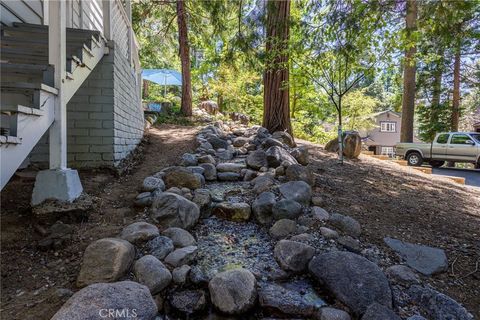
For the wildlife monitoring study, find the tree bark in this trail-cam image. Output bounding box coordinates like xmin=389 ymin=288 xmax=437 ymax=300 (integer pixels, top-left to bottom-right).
xmin=142 ymin=80 xmax=149 ymax=99
xmin=451 ymin=47 xmax=461 ymax=131
xmin=430 ymin=52 xmax=443 ymax=140
xmin=263 ymin=0 xmax=292 ymax=135
xmin=400 ymin=0 xmax=417 ymax=142
xmin=176 ymin=0 xmax=192 ymax=116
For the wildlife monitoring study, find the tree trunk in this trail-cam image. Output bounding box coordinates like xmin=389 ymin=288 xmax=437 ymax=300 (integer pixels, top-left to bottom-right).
xmin=176 ymin=0 xmax=192 ymax=116
xmin=263 ymin=0 xmax=292 ymax=135
xmin=217 ymin=94 xmax=224 ymax=113
xmin=400 ymin=0 xmax=417 ymax=143
xmin=142 ymin=80 xmax=149 ymax=100
xmin=430 ymin=53 xmax=443 ymax=140
xmin=451 ymin=46 xmax=461 ymax=131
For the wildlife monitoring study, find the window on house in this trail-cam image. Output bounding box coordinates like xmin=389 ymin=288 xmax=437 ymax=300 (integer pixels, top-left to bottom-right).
xmin=380 ymin=122 xmax=396 ymax=132
xmin=381 ymin=146 xmax=395 ymax=156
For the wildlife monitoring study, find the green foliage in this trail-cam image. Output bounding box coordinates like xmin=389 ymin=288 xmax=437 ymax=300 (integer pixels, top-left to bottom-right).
xmin=417 ymin=102 xmax=453 ymax=142
xmin=342 ymin=89 xmax=378 ymax=131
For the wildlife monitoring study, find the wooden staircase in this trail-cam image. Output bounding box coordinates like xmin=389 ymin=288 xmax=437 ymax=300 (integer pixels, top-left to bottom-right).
xmin=0 ymin=23 xmax=108 ymax=189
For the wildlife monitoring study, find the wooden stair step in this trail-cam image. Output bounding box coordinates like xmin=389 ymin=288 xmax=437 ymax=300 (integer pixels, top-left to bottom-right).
xmin=391 ymin=159 xmax=408 ymax=166
xmin=361 ymin=151 xmax=374 ymax=155
xmin=371 ymin=154 xmax=389 ymax=160
xmin=433 ymin=175 xmax=466 ymax=185
xmin=412 ymin=167 xmax=432 ymax=174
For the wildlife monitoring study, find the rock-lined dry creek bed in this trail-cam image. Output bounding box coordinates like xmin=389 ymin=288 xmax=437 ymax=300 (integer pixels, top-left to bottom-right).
xmin=47 ymin=122 xmax=475 ymax=320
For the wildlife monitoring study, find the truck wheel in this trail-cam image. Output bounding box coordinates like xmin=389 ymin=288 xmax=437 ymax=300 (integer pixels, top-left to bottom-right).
xmin=407 ymin=152 xmax=423 ymax=166
xmin=429 ymin=160 xmax=445 ymax=168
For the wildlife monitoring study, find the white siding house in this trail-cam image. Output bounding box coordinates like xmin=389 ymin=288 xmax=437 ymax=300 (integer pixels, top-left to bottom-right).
xmin=1 ymin=0 xmax=144 ymax=204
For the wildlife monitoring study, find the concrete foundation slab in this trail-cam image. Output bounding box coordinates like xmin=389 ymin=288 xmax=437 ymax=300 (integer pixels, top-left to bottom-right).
xmin=31 ymin=169 xmax=83 ymax=205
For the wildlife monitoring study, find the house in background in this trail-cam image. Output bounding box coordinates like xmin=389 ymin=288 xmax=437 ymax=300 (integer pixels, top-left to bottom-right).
xmin=0 ymin=0 xmax=143 ymax=205
xmin=360 ymin=110 xmax=402 ymax=157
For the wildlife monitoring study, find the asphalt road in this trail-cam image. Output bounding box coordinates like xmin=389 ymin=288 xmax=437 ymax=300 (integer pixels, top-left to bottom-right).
xmin=432 ymin=167 xmax=480 ymax=188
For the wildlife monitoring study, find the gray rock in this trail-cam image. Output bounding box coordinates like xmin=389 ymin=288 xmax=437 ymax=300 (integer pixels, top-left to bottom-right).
xmin=320 ymin=227 xmax=339 ymax=239
xmin=181 ymin=153 xmax=198 ymax=166
xmin=187 ymin=166 xmax=205 ymax=175
xmin=193 ymin=188 xmax=211 ymax=214
xmin=361 ymin=303 xmax=400 ymax=320
xmin=329 ymin=213 xmax=361 ymax=238
xmin=77 ymin=238 xmax=135 ymax=287
xmin=212 ymin=202 xmax=251 ymax=222
xmin=290 ymin=233 xmax=315 ymax=243
xmin=266 ymin=146 xmax=298 ymax=168
xmin=133 ymin=255 xmax=172 ymax=294
xmin=135 ymin=192 xmax=153 ymax=207
xmin=308 ymin=251 xmax=392 ymax=316
xmin=272 ymin=131 xmax=296 ymax=147
xmin=261 ymin=137 xmax=285 ymax=149
xmin=162 ymin=227 xmax=196 ymax=248
xmin=163 ymin=167 xmax=202 ymax=189
xmin=243 ymin=169 xmax=258 ymax=181
xmin=291 ymin=147 xmax=309 ymax=165
xmin=275 ymin=166 xmax=285 ymax=177
xmin=337 ymin=236 xmax=361 ymax=253
xmin=384 ymin=237 xmax=448 ymax=276
xmin=252 ymin=192 xmax=276 ymax=225
xmin=217 ymin=172 xmax=241 ymax=181
xmin=120 ymin=222 xmax=159 ymax=244
xmin=279 ymin=181 xmax=312 ymax=205
xmin=272 ymin=199 xmax=302 ymax=220
xmin=146 ymin=236 xmax=175 ymax=260
xmin=51 ymin=281 xmax=157 ymax=320
xmin=198 ymin=154 xmax=216 ymax=165
xmin=209 ymin=268 xmax=257 ymax=314
xmin=169 ymin=289 xmax=207 ymax=314
xmin=316 ymin=307 xmax=351 ymax=320
xmin=259 ymin=281 xmax=326 ymax=317
xmin=233 ymin=137 xmax=249 ymax=147
xmin=252 ymin=175 xmax=275 ymax=194
xmin=311 ymin=196 xmax=323 ymax=206
xmin=150 ymin=192 xmax=200 ymax=230
xmin=312 ymin=207 xmax=330 ymax=222
xmin=164 ymin=246 xmax=198 ymax=267
xmin=216 ymin=163 xmax=246 ymax=173
xmin=406 ymin=316 xmax=428 ymax=320
xmin=246 ymin=150 xmax=268 ymax=170
xmin=269 ymin=219 xmax=297 ymax=239
xmin=142 ymin=176 xmax=166 ymax=192
xmin=200 ymin=163 xmax=217 ymax=181
xmin=385 ymin=265 xmax=420 ymax=285
xmin=274 ymin=240 xmax=315 ymax=272
xmin=194 ymin=172 xmax=205 ymax=187
xmin=172 ymin=265 xmax=191 ymax=285
xmin=285 ymin=164 xmax=315 ymax=186
xmin=408 ymin=285 xmax=473 ymax=320
xmin=216 ymin=149 xmax=234 ymax=160
xmin=208 ymin=136 xmax=229 ymax=149
xmin=166 ymin=187 xmax=183 ymax=195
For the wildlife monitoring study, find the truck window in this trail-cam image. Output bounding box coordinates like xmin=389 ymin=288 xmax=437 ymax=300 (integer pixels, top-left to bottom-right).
xmin=436 ymin=134 xmax=449 ymax=144
xmin=451 ymin=134 xmax=471 ymax=144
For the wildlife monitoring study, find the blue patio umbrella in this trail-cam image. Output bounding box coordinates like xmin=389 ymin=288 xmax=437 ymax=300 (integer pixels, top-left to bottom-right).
xmin=142 ymin=69 xmax=182 ymax=96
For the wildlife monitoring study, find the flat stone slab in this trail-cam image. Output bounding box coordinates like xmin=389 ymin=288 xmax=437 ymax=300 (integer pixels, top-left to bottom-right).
xmin=384 ymin=237 xmax=448 ymax=276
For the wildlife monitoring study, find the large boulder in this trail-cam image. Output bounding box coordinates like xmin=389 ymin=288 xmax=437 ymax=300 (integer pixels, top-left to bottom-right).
xmin=164 ymin=246 xmax=198 ymax=267
xmin=274 ymin=240 xmax=315 ymax=272
xmin=77 ymin=238 xmax=135 ymax=287
xmin=163 ymin=167 xmax=202 ymax=189
xmin=192 ymin=188 xmax=212 ymax=214
xmin=51 ymin=281 xmax=157 ymax=320
xmin=272 ymin=199 xmax=302 ymax=220
xmin=150 ymin=192 xmax=200 ymax=230
xmin=199 ymin=163 xmax=217 ymax=181
xmin=162 ymin=227 xmax=196 ymax=248
xmin=216 ymin=163 xmax=246 ymax=173
xmin=308 ymin=251 xmax=392 ymax=316
xmin=279 ymin=181 xmax=312 ymax=205
xmin=252 ymin=175 xmax=275 ymax=194
xmin=285 ymin=164 xmax=315 ymax=186
xmin=133 ymin=255 xmax=172 ymax=294
xmin=261 ymin=138 xmax=285 ymax=149
xmin=272 ymin=131 xmax=296 ymax=148
xmin=269 ymin=219 xmax=297 ymax=239
xmin=246 ymin=150 xmax=268 ymax=170
xmin=208 ymin=136 xmax=229 ymax=149
xmin=324 ymin=131 xmax=361 ymax=159
xmin=198 ymin=100 xmax=219 ymax=114
xmin=252 ymin=192 xmax=276 ymax=225
xmin=198 ymin=154 xmax=216 ymax=165
xmin=407 ymin=285 xmax=473 ymax=320
xmin=384 ymin=237 xmax=448 ymax=276
xmin=120 ymin=222 xmax=159 ymax=245
xmin=316 ymin=307 xmax=352 ymax=320
xmin=169 ymin=289 xmax=207 ymax=314
xmin=212 ymin=202 xmax=251 ymax=222
xmin=180 ymin=153 xmax=198 ymax=166
xmin=209 ymin=268 xmax=257 ymax=314
xmin=265 ymin=146 xmax=298 ymax=168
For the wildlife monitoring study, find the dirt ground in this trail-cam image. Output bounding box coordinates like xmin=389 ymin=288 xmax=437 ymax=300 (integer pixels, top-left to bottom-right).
xmin=1 ymin=124 xmax=479 ymax=319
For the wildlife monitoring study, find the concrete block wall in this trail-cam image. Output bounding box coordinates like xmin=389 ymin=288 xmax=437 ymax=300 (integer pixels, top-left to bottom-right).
xmin=29 ymin=43 xmax=143 ymax=168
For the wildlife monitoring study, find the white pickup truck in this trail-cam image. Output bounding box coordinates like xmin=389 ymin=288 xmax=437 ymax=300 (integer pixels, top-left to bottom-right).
xmin=396 ymin=132 xmax=480 ymax=168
